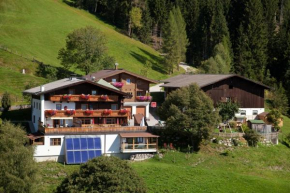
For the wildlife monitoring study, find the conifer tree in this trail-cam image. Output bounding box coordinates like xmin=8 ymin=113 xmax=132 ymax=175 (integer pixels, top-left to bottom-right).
xmin=234 ymin=0 xmax=268 ymax=81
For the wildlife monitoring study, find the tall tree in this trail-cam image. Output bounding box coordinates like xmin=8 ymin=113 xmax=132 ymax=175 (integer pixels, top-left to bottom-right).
xmin=128 ymin=7 xmax=142 ymax=37
xmin=58 ymin=26 xmax=114 ymax=75
xmin=163 ymin=6 xmax=188 ymax=74
xmin=157 ymin=84 xmax=220 ymax=151
xmin=0 ymin=122 xmax=39 ymax=193
xmin=234 ymin=0 xmax=268 ymax=81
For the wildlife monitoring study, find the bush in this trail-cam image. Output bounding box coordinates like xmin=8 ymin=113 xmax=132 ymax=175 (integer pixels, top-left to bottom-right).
xmin=1 ymin=92 xmax=11 ymax=112
xmin=283 ymin=133 xmax=290 ymax=147
xmin=229 ymin=121 xmax=237 ymax=129
xmin=243 ymin=130 xmax=260 ymax=147
xmin=56 ymin=156 xmax=147 ymax=193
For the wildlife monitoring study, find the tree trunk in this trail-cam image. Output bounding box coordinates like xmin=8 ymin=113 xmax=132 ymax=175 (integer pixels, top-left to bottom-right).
xmin=128 ymin=18 xmax=132 ymax=37
xmin=94 ymin=0 xmax=98 ymax=13
xmin=153 ymin=23 xmax=158 ymax=49
xmin=280 ymin=0 xmax=285 ymax=26
xmin=159 ymin=26 xmax=162 ymax=46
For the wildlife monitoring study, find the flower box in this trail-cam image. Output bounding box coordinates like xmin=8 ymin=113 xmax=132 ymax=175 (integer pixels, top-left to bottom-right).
xmin=100 ymin=95 xmax=109 ymax=100
xmin=66 ymin=110 xmax=75 ymax=116
xmin=119 ymin=109 xmax=128 ymax=114
xmin=62 ymin=95 xmax=72 ymax=100
xmin=103 ymin=109 xmax=112 ymax=115
xmin=47 ymin=110 xmax=57 ymax=116
xmin=136 ymin=96 xmax=152 ymax=101
xmin=85 ymin=110 xmax=93 ymax=115
xmin=112 ymin=82 xmax=124 ymax=88
xmin=80 ymin=94 xmax=91 ymax=100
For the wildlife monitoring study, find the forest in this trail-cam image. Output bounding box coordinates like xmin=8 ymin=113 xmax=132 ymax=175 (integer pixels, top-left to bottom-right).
xmin=71 ymin=0 xmax=290 ymax=113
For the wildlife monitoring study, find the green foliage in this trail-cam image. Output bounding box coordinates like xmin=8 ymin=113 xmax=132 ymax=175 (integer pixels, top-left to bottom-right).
xmin=283 ymin=133 xmax=290 ymax=147
xmin=157 ymin=84 xmax=220 ymax=150
xmin=129 ymin=7 xmax=142 ymax=37
xmin=1 ymin=92 xmax=11 ymax=112
xmin=56 ymin=156 xmax=147 ymax=193
xmin=163 ymin=6 xmax=188 ymax=74
xmin=140 ymin=60 xmax=152 ymax=77
xmin=58 ymin=26 xmax=114 ymax=75
xmin=267 ymin=109 xmax=282 ymax=130
xmin=271 ymin=83 xmax=289 ymax=115
xmin=217 ymin=100 xmax=239 ymax=122
xmin=0 ymin=121 xmax=39 ymax=193
xmin=243 ymin=129 xmax=260 ymax=147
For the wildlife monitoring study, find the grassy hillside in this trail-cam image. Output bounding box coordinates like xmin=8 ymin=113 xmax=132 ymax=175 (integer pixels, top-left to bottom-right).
xmin=0 ymin=0 xmax=181 ymax=80
xmin=38 ymin=144 xmax=290 ymax=193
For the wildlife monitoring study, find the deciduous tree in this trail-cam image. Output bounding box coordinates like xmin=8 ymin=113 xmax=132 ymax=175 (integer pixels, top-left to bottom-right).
xmin=58 ymin=26 xmax=114 ymax=75
xmin=56 ymin=156 xmax=147 ymax=193
xmin=1 ymin=92 xmax=11 ymax=112
xmin=157 ymin=84 xmax=220 ymax=150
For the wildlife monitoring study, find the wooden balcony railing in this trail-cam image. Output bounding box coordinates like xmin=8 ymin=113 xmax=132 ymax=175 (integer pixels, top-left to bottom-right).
xmin=45 ymin=110 xmax=128 ymax=118
xmin=49 ymin=95 xmax=118 ymax=102
xmin=44 ymin=126 xmax=147 ymax=134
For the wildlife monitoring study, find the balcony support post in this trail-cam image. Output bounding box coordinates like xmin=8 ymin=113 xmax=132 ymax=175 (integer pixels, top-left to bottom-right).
xmin=146 ymin=138 xmax=149 ymax=149
xmin=133 ymin=138 xmax=135 ymax=150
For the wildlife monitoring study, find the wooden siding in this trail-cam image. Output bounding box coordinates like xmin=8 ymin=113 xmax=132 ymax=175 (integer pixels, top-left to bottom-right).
xmin=50 ymin=95 xmax=118 ymax=102
xmin=45 ymin=110 xmax=129 ymax=118
xmin=202 ymin=77 xmax=264 ymax=108
xmin=104 ymin=73 xmax=150 ymax=102
xmin=44 ymin=126 xmax=147 ymax=134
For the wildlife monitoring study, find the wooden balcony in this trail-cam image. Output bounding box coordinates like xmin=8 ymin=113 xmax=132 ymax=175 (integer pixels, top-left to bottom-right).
xmin=49 ymin=95 xmax=118 ymax=102
xmin=43 ymin=126 xmax=147 ymax=134
xmin=120 ymin=143 xmax=158 ymax=153
xmin=45 ymin=110 xmax=128 ymax=118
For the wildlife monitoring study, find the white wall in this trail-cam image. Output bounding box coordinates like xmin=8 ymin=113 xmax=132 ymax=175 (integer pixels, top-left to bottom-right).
xmin=104 ymin=134 xmax=120 ymax=154
xmin=34 ymin=135 xmax=65 ymax=157
xmin=44 ymin=101 xmax=75 ymax=110
xmin=235 ymin=108 xmax=265 ymax=120
xmin=124 ymin=102 xmax=150 ymax=119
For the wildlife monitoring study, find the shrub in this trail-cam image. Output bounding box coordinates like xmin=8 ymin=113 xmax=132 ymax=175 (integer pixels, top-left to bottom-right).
xmin=283 ymin=133 xmax=290 ymax=147
xmin=243 ymin=130 xmax=260 ymax=147
xmin=55 ymin=156 xmax=147 ymax=193
xmin=1 ymin=92 xmax=11 ymax=112
xmin=229 ymin=121 xmax=237 ymax=129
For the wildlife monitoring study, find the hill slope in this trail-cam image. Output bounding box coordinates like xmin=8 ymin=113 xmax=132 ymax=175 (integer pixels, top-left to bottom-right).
xmin=0 ymin=0 xmax=179 ymax=80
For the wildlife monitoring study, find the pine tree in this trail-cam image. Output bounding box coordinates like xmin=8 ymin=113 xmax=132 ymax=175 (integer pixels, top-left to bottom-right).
xmin=138 ymin=1 xmax=152 ymax=44
xmin=234 ymin=0 xmax=268 ymax=81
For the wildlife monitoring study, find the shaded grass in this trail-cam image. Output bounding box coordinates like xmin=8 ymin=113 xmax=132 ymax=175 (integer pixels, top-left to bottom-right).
xmin=0 ymin=108 xmax=31 ymax=121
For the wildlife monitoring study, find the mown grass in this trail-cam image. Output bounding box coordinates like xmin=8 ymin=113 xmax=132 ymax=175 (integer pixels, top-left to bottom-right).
xmin=0 ymin=0 xmax=183 ymax=81
xmin=37 ymin=143 xmax=290 ymax=193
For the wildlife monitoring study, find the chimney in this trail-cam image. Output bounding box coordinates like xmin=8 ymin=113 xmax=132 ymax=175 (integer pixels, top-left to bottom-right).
xmin=115 ymin=63 xmax=119 ymax=70
xmin=40 ymin=85 xmax=45 ymax=92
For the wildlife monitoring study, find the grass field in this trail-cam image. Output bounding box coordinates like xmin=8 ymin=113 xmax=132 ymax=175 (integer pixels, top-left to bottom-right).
xmin=37 ymin=143 xmax=290 ymax=193
xmin=0 ymin=0 xmax=183 ymax=81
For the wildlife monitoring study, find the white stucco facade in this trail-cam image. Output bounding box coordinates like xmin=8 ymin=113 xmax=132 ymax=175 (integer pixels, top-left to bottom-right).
xmin=235 ymin=108 xmax=265 ymax=120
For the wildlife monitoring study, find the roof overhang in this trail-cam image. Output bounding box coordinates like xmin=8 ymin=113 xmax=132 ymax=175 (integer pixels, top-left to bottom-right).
xmin=119 ymin=132 xmax=159 ymax=138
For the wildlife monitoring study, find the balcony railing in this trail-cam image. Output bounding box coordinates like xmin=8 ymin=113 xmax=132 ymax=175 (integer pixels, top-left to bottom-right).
xmin=121 ymin=143 xmax=157 ymax=152
xmin=49 ymin=95 xmax=118 ymax=102
xmin=43 ymin=126 xmax=147 ymax=134
xmin=45 ymin=109 xmax=128 ymax=118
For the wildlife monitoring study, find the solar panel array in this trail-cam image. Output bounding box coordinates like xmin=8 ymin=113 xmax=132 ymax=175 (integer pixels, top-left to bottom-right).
xmin=65 ymin=137 xmax=102 ymax=164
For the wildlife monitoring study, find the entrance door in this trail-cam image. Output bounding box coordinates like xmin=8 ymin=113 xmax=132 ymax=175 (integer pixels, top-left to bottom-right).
xmin=136 ymin=106 xmax=146 ymax=117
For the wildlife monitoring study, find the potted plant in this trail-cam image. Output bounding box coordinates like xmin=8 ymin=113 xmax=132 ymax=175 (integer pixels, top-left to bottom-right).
xmin=66 ymin=109 xmax=75 ymax=116
xmin=63 ymin=94 xmax=72 ymax=100
xmin=119 ymin=109 xmax=128 ymax=114
xmin=112 ymin=82 xmax=124 ymax=88
xmin=47 ymin=109 xmax=57 ymax=116
xmin=103 ymin=109 xmax=112 ymax=115
xmin=80 ymin=94 xmax=90 ymax=100
xmin=100 ymin=95 xmax=109 ymax=100
xmin=85 ymin=109 xmax=93 ymax=115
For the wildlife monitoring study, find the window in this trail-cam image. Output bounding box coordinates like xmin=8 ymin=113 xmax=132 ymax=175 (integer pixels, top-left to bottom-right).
xmin=69 ymin=89 xmax=75 ymax=94
xmin=56 ymin=104 xmax=62 ymax=110
xmin=253 ymin=110 xmax=258 ymax=115
xmin=137 ymin=91 xmax=143 ymax=96
xmin=81 ymin=104 xmax=88 ymax=110
xmin=106 ymin=118 xmax=116 ymax=124
xmin=50 ymin=138 xmax=61 ymax=146
xmin=126 ymin=92 xmax=133 ymax=98
xmin=111 ymin=104 xmax=118 ymax=110
xmin=89 ymin=104 xmax=94 ymax=110
xmin=240 ymin=110 xmax=246 ymax=115
xmin=112 ymin=78 xmax=116 ymax=83
xmin=33 ymin=115 xmax=35 ymax=123
xmin=135 ymin=137 xmax=143 ymax=143
xmin=33 ymin=102 xmax=35 ymax=108
xmin=81 ymin=119 xmax=91 ymax=124
xmin=91 ymin=90 xmax=97 ymax=95
xmin=126 ymin=78 xmax=131 ymax=84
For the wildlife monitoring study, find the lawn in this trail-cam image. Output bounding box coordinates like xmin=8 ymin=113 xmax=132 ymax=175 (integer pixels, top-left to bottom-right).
xmin=37 ymin=144 xmax=290 ymax=193
xmin=0 ymin=0 xmax=183 ymax=81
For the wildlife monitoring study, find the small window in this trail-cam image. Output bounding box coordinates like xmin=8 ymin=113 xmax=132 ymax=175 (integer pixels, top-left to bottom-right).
xmin=229 ymin=85 xmax=234 ymax=89
xmin=240 ymin=110 xmax=246 ymax=115
xmin=92 ymin=90 xmax=97 ymax=95
xmin=33 ymin=102 xmax=35 ymax=108
xmin=126 ymin=78 xmax=131 ymax=85
xmin=253 ymin=110 xmax=258 ymax=115
xmin=89 ymin=104 xmax=94 ymax=110
xmin=81 ymin=104 xmax=88 ymax=110
xmin=135 ymin=137 xmax=143 ymax=143
xmin=50 ymin=138 xmax=61 ymax=146
xmin=111 ymin=104 xmax=118 ymax=110
xmin=112 ymin=79 xmax=116 ymax=83
xmin=56 ymin=104 xmax=62 ymax=110
xmin=69 ymin=89 xmax=75 ymax=95
xmin=33 ymin=115 xmax=35 ymax=123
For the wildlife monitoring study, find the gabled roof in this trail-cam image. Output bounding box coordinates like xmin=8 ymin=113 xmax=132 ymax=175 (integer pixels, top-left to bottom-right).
xmin=23 ymin=77 xmax=127 ymax=96
xmin=248 ymin=120 xmax=265 ymax=124
xmin=160 ymin=74 xmax=270 ymax=89
xmin=84 ymin=69 xmax=158 ymax=84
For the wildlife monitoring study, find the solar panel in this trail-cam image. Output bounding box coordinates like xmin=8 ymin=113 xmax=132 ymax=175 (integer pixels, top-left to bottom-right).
xmin=65 ymin=136 xmax=102 ymax=164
